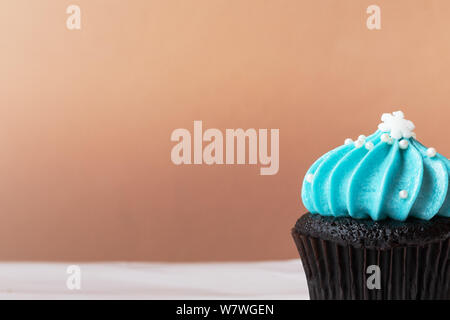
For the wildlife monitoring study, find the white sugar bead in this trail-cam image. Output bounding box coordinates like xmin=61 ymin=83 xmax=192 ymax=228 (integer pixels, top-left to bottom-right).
xmin=399 ymin=190 xmax=408 ymax=199
xmin=380 ymin=133 xmax=390 ymax=142
xmin=399 ymin=139 xmax=409 ymax=150
xmin=344 ymin=138 xmax=353 ymax=145
xmin=358 ymin=135 xmax=366 ymax=142
xmin=306 ymin=173 xmax=314 ymax=183
xmin=426 ymin=147 xmax=437 ymax=158
xmin=354 ymin=140 xmax=364 ymax=148
xmin=365 ymin=141 xmax=374 ymax=150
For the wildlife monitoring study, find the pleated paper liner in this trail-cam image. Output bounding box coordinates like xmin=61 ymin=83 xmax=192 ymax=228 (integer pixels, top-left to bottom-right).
xmin=292 ymin=230 xmax=450 ymax=300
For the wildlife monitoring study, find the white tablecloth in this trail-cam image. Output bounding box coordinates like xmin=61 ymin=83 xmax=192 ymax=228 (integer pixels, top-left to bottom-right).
xmin=0 ymin=260 xmax=308 ymax=300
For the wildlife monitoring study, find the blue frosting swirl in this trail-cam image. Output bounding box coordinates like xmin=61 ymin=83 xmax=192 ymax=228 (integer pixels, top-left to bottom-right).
xmin=302 ymin=130 xmax=449 ymax=221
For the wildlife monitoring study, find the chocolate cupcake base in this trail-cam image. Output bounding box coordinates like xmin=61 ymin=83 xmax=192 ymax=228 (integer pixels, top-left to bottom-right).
xmin=292 ymin=213 xmax=450 ymax=300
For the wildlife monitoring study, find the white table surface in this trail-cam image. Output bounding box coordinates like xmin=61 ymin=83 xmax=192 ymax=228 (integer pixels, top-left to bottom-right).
xmin=0 ymin=259 xmax=309 ymax=300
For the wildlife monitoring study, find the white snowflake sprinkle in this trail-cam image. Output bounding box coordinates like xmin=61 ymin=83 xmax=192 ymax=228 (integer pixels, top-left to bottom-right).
xmin=378 ymin=111 xmax=415 ymax=139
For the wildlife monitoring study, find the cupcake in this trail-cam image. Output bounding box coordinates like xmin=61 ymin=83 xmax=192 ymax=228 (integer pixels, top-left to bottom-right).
xmin=292 ymin=111 xmax=450 ymax=300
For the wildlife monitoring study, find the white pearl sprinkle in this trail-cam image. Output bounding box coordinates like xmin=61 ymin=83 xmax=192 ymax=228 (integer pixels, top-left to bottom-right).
xmin=399 ymin=190 xmax=408 ymax=199
xmin=306 ymin=173 xmax=314 ymax=183
xmin=399 ymin=139 xmax=409 ymax=150
xmin=380 ymin=133 xmax=390 ymax=143
xmin=365 ymin=141 xmax=374 ymax=150
xmin=358 ymin=135 xmax=366 ymax=142
xmin=344 ymin=138 xmax=353 ymax=145
xmin=426 ymin=147 xmax=437 ymax=158
xmin=354 ymin=140 xmax=364 ymax=148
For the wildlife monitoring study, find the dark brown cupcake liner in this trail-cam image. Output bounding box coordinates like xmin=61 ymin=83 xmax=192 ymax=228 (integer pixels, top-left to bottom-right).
xmin=292 ymin=230 xmax=450 ymax=300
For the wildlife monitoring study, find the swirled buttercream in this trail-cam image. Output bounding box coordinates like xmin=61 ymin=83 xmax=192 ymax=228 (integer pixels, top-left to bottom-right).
xmin=301 ymin=111 xmax=449 ymax=221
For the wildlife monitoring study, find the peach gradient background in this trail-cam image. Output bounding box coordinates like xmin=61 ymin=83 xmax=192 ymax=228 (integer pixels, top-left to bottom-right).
xmin=0 ymin=0 xmax=448 ymax=261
